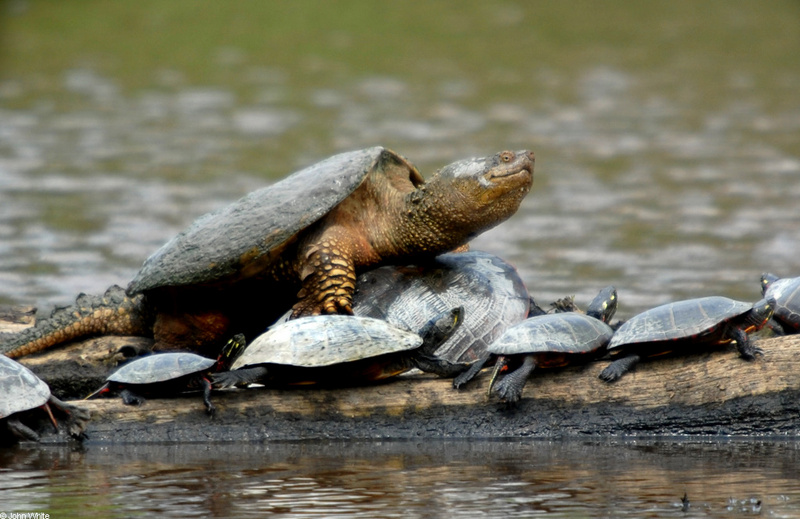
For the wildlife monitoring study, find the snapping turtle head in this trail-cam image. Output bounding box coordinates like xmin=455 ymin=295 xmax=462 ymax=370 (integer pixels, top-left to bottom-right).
xmin=419 ymin=150 xmax=534 ymax=242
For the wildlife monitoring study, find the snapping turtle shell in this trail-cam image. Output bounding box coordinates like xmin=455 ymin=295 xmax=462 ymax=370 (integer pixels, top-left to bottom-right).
xmin=129 ymin=148 xmax=419 ymax=294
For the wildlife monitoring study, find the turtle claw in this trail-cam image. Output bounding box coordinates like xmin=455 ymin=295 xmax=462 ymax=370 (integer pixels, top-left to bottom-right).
xmin=740 ymin=344 xmax=764 ymax=360
xmin=493 ymin=379 xmax=522 ymax=404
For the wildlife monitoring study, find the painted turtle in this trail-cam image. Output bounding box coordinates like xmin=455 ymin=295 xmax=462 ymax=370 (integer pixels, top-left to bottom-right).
xmin=213 ymin=308 xmax=466 ymax=387
xmin=599 ymin=296 xmax=774 ymax=382
xmin=483 ymin=286 xmax=617 ymax=403
xmin=352 ymin=250 xmax=531 ymax=363
xmin=86 ymin=334 xmax=246 ymax=415
xmin=761 ymin=273 xmax=800 ymax=335
xmin=1 ymin=355 xmax=90 ymax=444
xmin=3 ymin=148 xmax=533 ymax=359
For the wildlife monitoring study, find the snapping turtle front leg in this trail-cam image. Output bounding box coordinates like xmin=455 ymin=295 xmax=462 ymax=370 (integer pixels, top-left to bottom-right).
xmin=292 ymin=238 xmax=358 ymax=318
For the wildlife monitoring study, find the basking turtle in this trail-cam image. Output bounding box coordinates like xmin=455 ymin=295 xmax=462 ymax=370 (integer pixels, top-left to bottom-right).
xmin=213 ymin=308 xmax=466 ymax=387
xmin=760 ymin=273 xmax=800 ymax=335
xmin=453 ymin=286 xmax=617 ymax=392
xmin=352 ymin=250 xmax=531 ymax=363
xmin=454 ymin=286 xmax=617 ymax=401
xmin=0 ymin=355 xmax=90 ymax=444
xmin=2 ymin=148 xmax=534 ymax=359
xmin=599 ymin=296 xmax=774 ymax=382
xmin=85 ymin=334 xmax=246 ymax=416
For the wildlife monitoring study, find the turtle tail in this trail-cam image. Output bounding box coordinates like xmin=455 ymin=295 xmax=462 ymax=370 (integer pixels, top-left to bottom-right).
xmin=0 ymin=285 xmax=156 ymax=359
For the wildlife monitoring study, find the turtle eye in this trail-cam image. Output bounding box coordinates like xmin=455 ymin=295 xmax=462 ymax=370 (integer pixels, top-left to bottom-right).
xmin=499 ymin=151 xmax=515 ymax=163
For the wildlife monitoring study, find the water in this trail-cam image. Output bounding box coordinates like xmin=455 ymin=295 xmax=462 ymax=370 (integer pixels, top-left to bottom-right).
xmin=2 ymin=440 xmax=799 ymax=518
xmin=1 ymin=1 xmax=799 ymax=315
xmin=1 ymin=1 xmax=800 ymax=516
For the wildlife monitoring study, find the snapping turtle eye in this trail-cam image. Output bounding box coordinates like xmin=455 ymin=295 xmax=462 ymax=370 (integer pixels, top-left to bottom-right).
xmin=499 ymin=151 xmax=515 ymax=163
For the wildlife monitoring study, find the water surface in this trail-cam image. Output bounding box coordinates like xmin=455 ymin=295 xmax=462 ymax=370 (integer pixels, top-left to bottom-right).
xmin=1 ymin=1 xmax=798 ymax=315
xmin=2 ymin=440 xmax=799 ymax=518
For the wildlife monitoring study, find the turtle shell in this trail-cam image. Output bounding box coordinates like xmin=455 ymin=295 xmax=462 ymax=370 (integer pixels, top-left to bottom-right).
xmin=352 ymin=251 xmax=529 ymax=363
xmin=489 ymin=312 xmax=614 ymax=356
xmin=0 ymin=355 xmax=51 ymax=419
xmin=233 ymin=315 xmax=422 ymax=369
xmin=128 ymin=147 xmax=421 ymax=294
xmin=762 ymin=275 xmax=800 ymax=331
xmin=607 ymin=296 xmax=754 ymax=352
xmin=107 ymin=352 xmax=216 ymax=385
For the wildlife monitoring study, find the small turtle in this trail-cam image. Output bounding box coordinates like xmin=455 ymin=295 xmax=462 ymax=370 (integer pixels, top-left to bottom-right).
xmin=461 ymin=286 xmax=617 ymax=403
xmin=760 ymin=273 xmax=800 ymax=335
xmin=352 ymin=250 xmax=531 ymax=363
xmin=3 ymin=148 xmax=534 ymax=359
xmin=85 ymin=334 xmax=246 ymax=415
xmin=0 ymin=355 xmax=90 ymax=444
xmin=599 ymin=296 xmax=775 ymax=382
xmin=213 ymin=308 xmax=467 ymax=387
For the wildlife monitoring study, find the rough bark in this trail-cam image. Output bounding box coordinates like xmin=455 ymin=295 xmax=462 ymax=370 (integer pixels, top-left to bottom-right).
xmin=3 ymin=305 xmax=799 ymax=443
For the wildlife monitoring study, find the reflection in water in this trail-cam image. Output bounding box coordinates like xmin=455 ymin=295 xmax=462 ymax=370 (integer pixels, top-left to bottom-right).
xmin=1 ymin=440 xmax=798 ymax=517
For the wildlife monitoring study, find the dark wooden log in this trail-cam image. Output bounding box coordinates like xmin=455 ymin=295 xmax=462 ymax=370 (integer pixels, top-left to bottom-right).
xmin=3 ymin=305 xmax=800 ymax=443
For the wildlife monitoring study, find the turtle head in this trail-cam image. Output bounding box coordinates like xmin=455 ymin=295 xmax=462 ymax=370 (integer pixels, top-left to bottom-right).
xmin=214 ymin=333 xmax=247 ymax=371
xmin=586 ymin=286 xmax=618 ymax=324
xmin=745 ymin=297 xmax=776 ymax=331
xmin=417 ymin=307 xmax=464 ymax=355
xmin=760 ymin=272 xmax=779 ymax=296
xmin=420 ymin=150 xmax=534 ymax=241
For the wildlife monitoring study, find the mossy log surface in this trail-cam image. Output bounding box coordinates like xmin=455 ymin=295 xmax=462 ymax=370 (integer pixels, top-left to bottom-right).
xmin=3 ymin=305 xmax=799 ymax=443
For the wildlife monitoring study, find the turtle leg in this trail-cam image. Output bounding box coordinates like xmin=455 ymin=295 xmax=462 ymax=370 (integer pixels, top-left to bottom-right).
xmin=452 ymin=354 xmax=490 ymax=389
xmin=48 ymin=396 xmax=91 ymax=439
xmin=5 ymin=418 xmax=41 ymax=442
xmin=599 ymin=354 xmax=641 ymax=382
xmin=766 ymin=318 xmax=787 ymax=336
xmin=212 ymin=366 xmax=269 ymax=388
xmin=200 ymin=376 xmax=215 ymax=416
xmin=412 ymin=354 xmax=470 ymax=378
xmin=120 ymin=388 xmax=145 ymax=406
xmin=492 ymin=355 xmax=537 ymax=403
xmin=729 ymin=327 xmax=763 ymax=360
xmin=292 ymin=235 xmax=357 ymax=318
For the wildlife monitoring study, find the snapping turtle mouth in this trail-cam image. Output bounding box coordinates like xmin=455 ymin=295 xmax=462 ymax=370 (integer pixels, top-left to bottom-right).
xmin=487 ymin=162 xmax=533 ymax=187
xmin=489 ymin=163 xmax=532 ymax=180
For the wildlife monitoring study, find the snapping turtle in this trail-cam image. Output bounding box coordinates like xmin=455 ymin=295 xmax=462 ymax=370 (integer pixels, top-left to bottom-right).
xmin=352 ymin=250 xmax=531 ymax=363
xmin=213 ymin=308 xmax=466 ymax=387
xmin=85 ymin=334 xmax=246 ymax=415
xmin=2 ymin=148 xmax=534 ymax=359
xmin=1 ymin=355 xmax=90 ymax=444
xmin=599 ymin=296 xmax=774 ymax=382
xmin=486 ymin=286 xmax=617 ymax=403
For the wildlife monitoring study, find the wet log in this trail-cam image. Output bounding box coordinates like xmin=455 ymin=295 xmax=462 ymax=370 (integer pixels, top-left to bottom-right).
xmin=3 ymin=305 xmax=800 ymax=443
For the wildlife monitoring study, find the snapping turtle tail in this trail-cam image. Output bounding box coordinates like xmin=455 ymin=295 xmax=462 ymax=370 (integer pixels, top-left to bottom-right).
xmin=0 ymin=285 xmax=155 ymax=359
